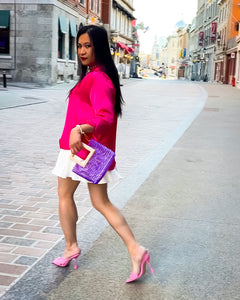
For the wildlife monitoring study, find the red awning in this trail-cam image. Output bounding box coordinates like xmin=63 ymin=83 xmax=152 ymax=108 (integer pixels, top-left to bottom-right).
xmin=128 ymin=47 xmax=134 ymax=52
xmin=117 ymin=43 xmax=134 ymax=54
xmin=117 ymin=42 xmax=127 ymax=50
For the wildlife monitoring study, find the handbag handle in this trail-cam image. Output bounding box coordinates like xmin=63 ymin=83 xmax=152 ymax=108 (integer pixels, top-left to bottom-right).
xmin=70 ymin=142 xmax=95 ymax=167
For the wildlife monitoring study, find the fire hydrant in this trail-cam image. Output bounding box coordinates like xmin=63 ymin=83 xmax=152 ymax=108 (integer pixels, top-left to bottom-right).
xmin=232 ymin=77 xmax=235 ymax=87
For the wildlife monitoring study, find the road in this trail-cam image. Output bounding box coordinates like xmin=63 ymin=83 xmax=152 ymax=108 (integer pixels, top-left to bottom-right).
xmin=1 ymin=79 xmax=239 ymax=299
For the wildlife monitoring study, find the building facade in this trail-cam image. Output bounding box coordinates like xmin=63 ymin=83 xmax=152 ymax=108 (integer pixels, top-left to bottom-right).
xmin=190 ymin=0 xmax=219 ymax=82
xmin=224 ymin=0 xmax=240 ymax=85
xmin=185 ymin=0 xmax=240 ymax=87
xmin=165 ymin=35 xmax=179 ymax=79
xmin=214 ymin=0 xmax=230 ymax=83
xmin=177 ymin=25 xmax=190 ymax=79
xmin=0 ymin=0 xmax=136 ymax=85
xmin=185 ymin=17 xmax=198 ymax=80
xmin=169 ymin=0 xmax=240 ymax=87
xmin=0 ymin=0 xmax=104 ymax=85
xmin=236 ymin=24 xmax=240 ymax=88
xmin=109 ymin=0 xmax=135 ymax=78
xmin=151 ymin=36 xmax=162 ymax=69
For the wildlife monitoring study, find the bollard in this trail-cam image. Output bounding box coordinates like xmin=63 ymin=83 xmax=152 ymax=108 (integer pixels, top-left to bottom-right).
xmin=3 ymin=71 xmax=7 ymax=88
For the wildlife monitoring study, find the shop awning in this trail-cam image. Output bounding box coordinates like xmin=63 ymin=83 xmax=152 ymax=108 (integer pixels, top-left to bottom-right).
xmin=69 ymin=19 xmax=77 ymax=37
xmin=0 ymin=10 xmax=10 ymax=29
xmin=117 ymin=43 xmax=135 ymax=54
xmin=117 ymin=42 xmax=128 ymax=50
xmin=127 ymin=47 xmax=134 ymax=52
xmin=59 ymin=16 xmax=68 ymax=34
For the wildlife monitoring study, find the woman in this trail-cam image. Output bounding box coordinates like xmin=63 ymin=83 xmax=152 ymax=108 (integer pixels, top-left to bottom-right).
xmin=52 ymin=25 xmax=153 ymax=283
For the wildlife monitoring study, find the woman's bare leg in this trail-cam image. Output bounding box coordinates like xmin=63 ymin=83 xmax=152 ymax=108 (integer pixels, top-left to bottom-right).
xmin=58 ymin=177 xmax=81 ymax=257
xmin=88 ymin=183 xmax=146 ymax=274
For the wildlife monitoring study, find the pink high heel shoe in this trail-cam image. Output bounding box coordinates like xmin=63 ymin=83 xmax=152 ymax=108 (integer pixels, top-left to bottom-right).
xmin=52 ymin=251 xmax=80 ymax=270
xmin=126 ymin=251 xmax=154 ymax=283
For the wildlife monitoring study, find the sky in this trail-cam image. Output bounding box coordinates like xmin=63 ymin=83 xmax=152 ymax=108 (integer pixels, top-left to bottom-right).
xmin=133 ymin=0 xmax=198 ymax=54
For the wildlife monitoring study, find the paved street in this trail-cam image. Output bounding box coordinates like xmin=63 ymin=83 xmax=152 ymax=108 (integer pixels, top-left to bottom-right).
xmin=0 ymin=79 xmax=240 ymax=299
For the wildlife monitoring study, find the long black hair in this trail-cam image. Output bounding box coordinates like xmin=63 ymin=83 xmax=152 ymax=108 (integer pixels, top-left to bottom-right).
xmin=76 ymin=25 xmax=124 ymax=117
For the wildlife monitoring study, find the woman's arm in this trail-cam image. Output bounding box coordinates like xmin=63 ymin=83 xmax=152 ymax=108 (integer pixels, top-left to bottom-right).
xmin=86 ymin=74 xmax=115 ymax=134
xmin=69 ymin=124 xmax=94 ymax=154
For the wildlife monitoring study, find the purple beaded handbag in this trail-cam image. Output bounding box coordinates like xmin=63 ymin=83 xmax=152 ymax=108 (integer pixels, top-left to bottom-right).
xmin=70 ymin=139 xmax=115 ymax=184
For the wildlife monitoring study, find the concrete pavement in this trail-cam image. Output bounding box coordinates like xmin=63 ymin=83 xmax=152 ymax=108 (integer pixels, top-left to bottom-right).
xmin=1 ymin=79 xmax=239 ymax=299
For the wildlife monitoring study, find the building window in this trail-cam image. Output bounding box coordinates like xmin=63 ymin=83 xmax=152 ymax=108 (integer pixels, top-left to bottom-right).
xmin=69 ymin=20 xmax=77 ymax=60
xmin=80 ymin=0 xmax=85 ymax=4
xmin=111 ymin=9 xmax=116 ymax=30
xmin=69 ymin=35 xmax=74 ymax=60
xmin=0 ymin=10 xmax=10 ymax=54
xmin=90 ymin=0 xmax=94 ymax=11
xmin=97 ymin=0 xmax=100 ymax=14
xmin=58 ymin=16 xmax=68 ymax=59
xmin=58 ymin=26 xmax=64 ymax=59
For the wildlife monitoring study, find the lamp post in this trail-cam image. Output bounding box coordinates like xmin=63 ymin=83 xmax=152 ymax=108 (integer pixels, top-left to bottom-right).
xmin=3 ymin=71 xmax=7 ymax=88
xmin=216 ymin=34 xmax=225 ymax=50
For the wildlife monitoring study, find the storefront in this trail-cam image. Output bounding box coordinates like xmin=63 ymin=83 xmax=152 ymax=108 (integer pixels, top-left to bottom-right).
xmin=112 ymin=41 xmax=134 ymax=78
xmin=214 ymin=58 xmax=224 ymax=83
xmin=226 ymin=52 xmax=237 ymax=85
xmin=225 ymin=37 xmax=237 ymax=86
xmin=236 ymin=34 xmax=240 ymax=88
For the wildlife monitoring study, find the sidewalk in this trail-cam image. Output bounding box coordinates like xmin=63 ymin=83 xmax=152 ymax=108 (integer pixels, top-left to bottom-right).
xmin=1 ymin=79 xmax=236 ymax=299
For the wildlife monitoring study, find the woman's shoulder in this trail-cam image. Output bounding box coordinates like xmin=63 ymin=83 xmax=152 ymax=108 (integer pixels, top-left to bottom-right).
xmin=88 ymin=68 xmax=114 ymax=89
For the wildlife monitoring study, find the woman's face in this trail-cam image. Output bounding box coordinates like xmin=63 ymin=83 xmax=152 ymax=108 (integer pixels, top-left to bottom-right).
xmin=77 ymin=33 xmax=96 ymax=66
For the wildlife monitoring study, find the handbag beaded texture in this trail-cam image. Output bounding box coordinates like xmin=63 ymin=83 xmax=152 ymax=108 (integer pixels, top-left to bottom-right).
xmin=70 ymin=139 xmax=115 ymax=184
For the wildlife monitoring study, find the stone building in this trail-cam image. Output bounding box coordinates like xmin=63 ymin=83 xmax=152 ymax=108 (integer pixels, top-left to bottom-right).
xmin=191 ymin=0 xmax=218 ymax=82
xmin=107 ymin=0 xmax=135 ymax=78
xmin=165 ymin=35 xmax=179 ymax=79
xmin=150 ymin=36 xmax=167 ymax=70
xmin=189 ymin=0 xmax=204 ymax=81
xmin=202 ymin=0 xmax=218 ymax=82
xmin=184 ymin=17 xmax=198 ymax=81
xmin=214 ymin=0 xmax=230 ymax=83
xmin=186 ymin=0 xmax=240 ymax=86
xmin=177 ymin=25 xmax=190 ymax=79
xmin=0 ymin=0 xmax=105 ymax=85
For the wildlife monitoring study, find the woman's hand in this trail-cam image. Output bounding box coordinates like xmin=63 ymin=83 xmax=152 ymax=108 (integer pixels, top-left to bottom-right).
xmin=69 ymin=127 xmax=83 ymax=155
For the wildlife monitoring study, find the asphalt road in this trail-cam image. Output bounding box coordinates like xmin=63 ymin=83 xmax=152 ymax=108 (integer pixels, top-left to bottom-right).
xmin=1 ymin=80 xmax=240 ymax=299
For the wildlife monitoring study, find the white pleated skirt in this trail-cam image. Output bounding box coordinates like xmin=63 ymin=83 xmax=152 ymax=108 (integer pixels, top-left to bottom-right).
xmin=52 ymin=149 xmax=121 ymax=184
